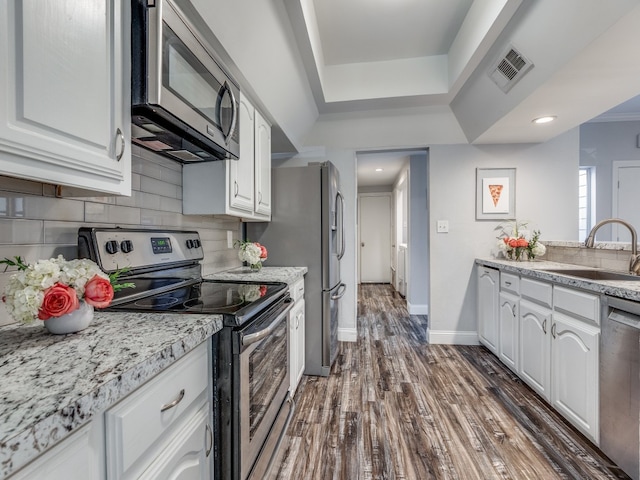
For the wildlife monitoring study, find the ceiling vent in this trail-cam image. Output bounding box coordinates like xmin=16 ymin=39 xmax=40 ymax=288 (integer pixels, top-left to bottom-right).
xmin=488 ymin=45 xmax=533 ymax=93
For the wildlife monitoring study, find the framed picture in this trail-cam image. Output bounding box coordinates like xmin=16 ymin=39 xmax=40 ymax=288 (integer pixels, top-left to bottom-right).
xmin=476 ymin=168 xmax=516 ymax=220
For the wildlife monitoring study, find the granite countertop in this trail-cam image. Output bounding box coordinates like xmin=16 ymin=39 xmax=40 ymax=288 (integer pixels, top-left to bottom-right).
xmin=0 ymin=311 xmax=223 ymax=479
xmin=206 ymin=266 xmax=307 ymax=285
xmin=476 ymin=258 xmax=640 ymax=302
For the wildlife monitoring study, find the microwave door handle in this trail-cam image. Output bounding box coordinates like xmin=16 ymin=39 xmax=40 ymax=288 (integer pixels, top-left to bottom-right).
xmin=221 ymin=81 xmax=238 ymax=145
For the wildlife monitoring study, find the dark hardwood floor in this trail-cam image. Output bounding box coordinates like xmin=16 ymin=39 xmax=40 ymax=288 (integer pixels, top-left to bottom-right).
xmin=271 ymin=284 xmax=628 ymax=480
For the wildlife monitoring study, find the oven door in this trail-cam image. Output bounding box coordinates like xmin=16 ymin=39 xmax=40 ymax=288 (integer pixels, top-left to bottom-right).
xmin=237 ymin=298 xmax=293 ymax=480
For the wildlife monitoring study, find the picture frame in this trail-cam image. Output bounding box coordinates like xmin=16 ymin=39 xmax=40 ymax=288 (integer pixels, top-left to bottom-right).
xmin=476 ymin=168 xmax=516 ymax=220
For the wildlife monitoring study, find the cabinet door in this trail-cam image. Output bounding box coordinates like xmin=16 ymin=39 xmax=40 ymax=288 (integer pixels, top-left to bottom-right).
xmin=499 ymin=291 xmax=519 ymax=373
xmin=254 ymin=109 xmax=271 ymax=217
xmin=10 ymin=421 xmax=104 ymax=480
xmin=519 ymin=299 xmax=551 ymax=401
xmin=289 ymin=299 xmax=306 ymax=394
xmin=477 ymin=266 xmax=499 ymax=354
xmin=551 ymin=313 xmax=600 ymax=443
xmin=138 ymin=403 xmax=213 ymax=480
xmin=0 ymin=0 xmax=131 ymax=195
xmin=230 ymin=94 xmax=255 ymax=213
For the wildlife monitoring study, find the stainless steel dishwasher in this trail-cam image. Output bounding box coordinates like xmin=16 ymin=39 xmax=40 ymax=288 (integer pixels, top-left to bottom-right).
xmin=600 ymin=295 xmax=640 ymax=480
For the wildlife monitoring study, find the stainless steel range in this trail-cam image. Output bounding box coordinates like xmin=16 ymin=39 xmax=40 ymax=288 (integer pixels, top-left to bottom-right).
xmin=78 ymin=227 xmax=294 ymax=480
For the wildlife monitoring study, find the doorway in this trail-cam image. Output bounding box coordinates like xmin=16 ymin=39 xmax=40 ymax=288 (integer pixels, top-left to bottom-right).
xmin=613 ymin=161 xmax=640 ymax=241
xmin=358 ymin=193 xmax=391 ymax=283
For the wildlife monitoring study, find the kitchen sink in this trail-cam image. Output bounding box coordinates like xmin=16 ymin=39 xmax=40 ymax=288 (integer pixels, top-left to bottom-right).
xmin=545 ymin=268 xmax=640 ymax=281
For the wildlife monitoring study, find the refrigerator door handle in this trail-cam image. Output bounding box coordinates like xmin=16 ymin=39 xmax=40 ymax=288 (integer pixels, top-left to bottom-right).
xmin=331 ymin=282 xmax=347 ymax=300
xmin=337 ymin=190 xmax=346 ymax=260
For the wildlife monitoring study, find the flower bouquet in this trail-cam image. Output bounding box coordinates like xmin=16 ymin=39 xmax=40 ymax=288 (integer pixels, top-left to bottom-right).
xmin=234 ymin=240 xmax=268 ymax=270
xmin=0 ymin=255 xmax=133 ymax=330
xmin=496 ymin=220 xmax=546 ymax=261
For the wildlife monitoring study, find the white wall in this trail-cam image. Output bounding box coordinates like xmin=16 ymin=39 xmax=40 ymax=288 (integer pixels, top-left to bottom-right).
xmin=580 ymin=120 xmax=640 ymax=239
xmin=275 ymin=149 xmax=358 ymax=342
xmin=427 ymin=129 xmax=579 ymax=344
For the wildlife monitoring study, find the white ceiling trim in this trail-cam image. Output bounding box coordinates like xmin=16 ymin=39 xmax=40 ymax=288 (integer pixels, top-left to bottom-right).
xmin=298 ymin=0 xmax=520 ymax=108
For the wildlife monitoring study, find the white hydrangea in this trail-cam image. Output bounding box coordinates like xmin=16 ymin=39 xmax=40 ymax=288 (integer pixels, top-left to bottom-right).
xmin=531 ymin=242 xmax=546 ymax=257
xmin=238 ymin=243 xmax=262 ymax=266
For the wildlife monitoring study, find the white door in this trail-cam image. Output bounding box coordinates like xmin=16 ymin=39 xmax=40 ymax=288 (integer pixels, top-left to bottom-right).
xmin=613 ymin=161 xmax=640 ymax=241
xmin=359 ymin=194 xmax=391 ymax=283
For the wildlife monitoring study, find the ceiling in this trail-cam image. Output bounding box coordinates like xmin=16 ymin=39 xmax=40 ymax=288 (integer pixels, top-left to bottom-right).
xmin=279 ymin=0 xmax=640 ymax=186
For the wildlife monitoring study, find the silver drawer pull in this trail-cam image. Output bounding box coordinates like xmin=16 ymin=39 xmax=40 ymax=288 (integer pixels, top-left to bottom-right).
xmin=205 ymin=424 xmax=213 ymax=457
xmin=161 ymin=389 xmax=185 ymax=412
xmin=504 ymin=281 xmax=512 ymax=286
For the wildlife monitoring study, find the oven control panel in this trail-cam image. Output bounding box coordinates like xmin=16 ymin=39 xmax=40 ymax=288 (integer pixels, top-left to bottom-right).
xmin=79 ymin=228 xmax=204 ymax=272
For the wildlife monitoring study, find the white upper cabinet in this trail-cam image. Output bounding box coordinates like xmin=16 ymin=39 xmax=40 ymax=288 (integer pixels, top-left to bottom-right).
xmin=254 ymin=108 xmax=271 ymax=218
xmin=0 ymin=0 xmax=131 ymax=195
xmin=230 ymin=95 xmax=256 ymax=213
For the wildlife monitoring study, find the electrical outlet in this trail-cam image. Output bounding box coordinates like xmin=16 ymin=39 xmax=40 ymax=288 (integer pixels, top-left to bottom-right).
xmin=227 ymin=230 xmax=234 ymax=248
xmin=436 ymin=220 xmax=449 ymax=233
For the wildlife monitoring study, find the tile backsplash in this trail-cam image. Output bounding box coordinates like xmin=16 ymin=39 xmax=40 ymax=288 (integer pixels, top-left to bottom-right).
xmin=0 ymin=145 xmax=242 ymax=326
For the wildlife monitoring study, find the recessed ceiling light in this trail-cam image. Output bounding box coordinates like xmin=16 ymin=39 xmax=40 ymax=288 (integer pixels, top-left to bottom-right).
xmin=375 ymin=168 xmax=383 ymax=172
xmin=532 ymin=115 xmax=557 ymax=124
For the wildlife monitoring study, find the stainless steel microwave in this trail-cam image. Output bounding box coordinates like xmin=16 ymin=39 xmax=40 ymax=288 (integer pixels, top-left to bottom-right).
xmin=131 ymin=0 xmax=240 ymax=163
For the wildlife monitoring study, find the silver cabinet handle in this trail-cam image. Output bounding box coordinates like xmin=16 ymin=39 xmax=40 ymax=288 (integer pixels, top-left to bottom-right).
xmin=504 ymin=281 xmax=511 ymax=286
xmin=234 ymin=181 xmax=239 ymax=197
xmin=511 ymin=304 xmax=517 ymax=318
xmin=258 ymin=191 xmax=263 ymax=204
xmin=551 ymin=323 xmax=557 ymax=339
xmin=160 ymin=389 xmax=185 ymax=412
xmin=115 ymin=128 xmax=125 ymax=161
xmin=542 ymin=318 xmax=547 ymax=335
xmin=205 ymin=424 xmax=213 ymax=458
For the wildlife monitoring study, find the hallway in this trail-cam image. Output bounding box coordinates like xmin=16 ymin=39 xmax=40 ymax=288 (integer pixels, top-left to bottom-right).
xmin=272 ymin=284 xmax=627 ymax=479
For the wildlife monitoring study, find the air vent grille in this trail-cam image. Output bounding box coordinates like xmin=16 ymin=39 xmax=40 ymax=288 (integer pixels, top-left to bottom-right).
xmin=489 ymin=45 xmax=533 ymax=93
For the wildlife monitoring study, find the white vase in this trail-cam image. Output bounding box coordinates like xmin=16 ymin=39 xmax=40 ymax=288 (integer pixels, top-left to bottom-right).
xmin=44 ymin=301 xmax=94 ymax=334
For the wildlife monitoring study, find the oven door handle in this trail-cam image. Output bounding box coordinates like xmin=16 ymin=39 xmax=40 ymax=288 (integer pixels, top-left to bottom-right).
xmin=242 ymin=300 xmax=294 ymax=347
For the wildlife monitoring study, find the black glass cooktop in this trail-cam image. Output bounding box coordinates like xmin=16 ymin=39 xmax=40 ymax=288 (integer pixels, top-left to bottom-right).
xmin=101 ymin=280 xmax=288 ymax=325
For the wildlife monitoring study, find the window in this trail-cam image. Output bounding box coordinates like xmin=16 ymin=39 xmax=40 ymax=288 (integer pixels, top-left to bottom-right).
xmin=578 ymin=167 xmax=595 ymax=242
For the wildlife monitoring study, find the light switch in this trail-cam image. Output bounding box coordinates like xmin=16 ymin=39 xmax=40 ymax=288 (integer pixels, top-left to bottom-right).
xmin=436 ymin=220 xmax=449 ymax=233
xmin=227 ymin=230 xmax=234 ymax=248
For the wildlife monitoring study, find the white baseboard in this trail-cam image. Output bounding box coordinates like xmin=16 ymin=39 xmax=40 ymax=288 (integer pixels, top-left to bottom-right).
xmin=338 ymin=327 xmax=357 ymax=342
xmin=427 ymin=329 xmax=479 ymax=345
xmin=407 ymin=302 xmax=429 ymax=315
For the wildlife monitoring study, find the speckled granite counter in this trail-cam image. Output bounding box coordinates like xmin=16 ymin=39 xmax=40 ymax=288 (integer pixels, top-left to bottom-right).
xmin=206 ymin=266 xmax=307 ymax=285
xmin=476 ymin=258 xmax=640 ymax=302
xmin=0 ymin=311 xmax=222 ymax=479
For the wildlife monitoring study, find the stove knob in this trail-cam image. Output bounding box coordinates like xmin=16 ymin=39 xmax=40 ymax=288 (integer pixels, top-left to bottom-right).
xmin=105 ymin=240 xmax=119 ymax=255
xmin=120 ymin=240 xmax=134 ymax=254
xmin=186 ymin=239 xmax=194 ymax=249
xmin=193 ymin=239 xmax=201 ymax=248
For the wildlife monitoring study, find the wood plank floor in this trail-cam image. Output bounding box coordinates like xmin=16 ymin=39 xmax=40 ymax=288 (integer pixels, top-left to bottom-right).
xmin=271 ymin=284 xmax=629 ymax=480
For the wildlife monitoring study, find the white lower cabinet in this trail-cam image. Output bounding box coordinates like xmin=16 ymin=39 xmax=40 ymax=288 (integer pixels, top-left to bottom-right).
xmin=519 ymin=299 xmax=552 ymax=400
xmin=477 ymin=266 xmax=500 ymax=354
xmin=105 ymin=342 xmax=212 ymax=479
xmin=551 ymin=312 xmax=600 ymax=443
xmin=9 ymin=420 xmax=104 ymax=480
xmin=289 ymin=278 xmax=306 ymax=395
xmin=478 ymin=266 xmax=601 ymax=444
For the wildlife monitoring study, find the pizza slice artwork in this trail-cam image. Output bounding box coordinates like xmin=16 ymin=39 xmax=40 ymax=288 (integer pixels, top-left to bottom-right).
xmin=488 ymin=184 xmax=503 ymax=207
xmin=482 ymin=177 xmax=510 ymax=214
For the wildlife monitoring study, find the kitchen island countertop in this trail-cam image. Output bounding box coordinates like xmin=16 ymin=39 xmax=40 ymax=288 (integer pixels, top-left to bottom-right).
xmin=206 ymin=266 xmax=307 ymax=284
xmin=0 ymin=310 xmax=223 ymax=479
xmin=476 ymin=258 xmax=640 ymax=302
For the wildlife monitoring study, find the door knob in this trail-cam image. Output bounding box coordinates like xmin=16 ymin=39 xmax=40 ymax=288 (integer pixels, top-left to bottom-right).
xmin=361 ymin=242 xmax=365 ymax=247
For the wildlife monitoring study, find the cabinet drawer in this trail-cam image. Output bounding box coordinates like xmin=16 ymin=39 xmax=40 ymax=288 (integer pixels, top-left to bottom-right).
xmin=500 ymin=272 xmax=520 ymax=294
xmin=106 ymin=342 xmax=209 ymax=478
xmin=521 ymin=277 xmax=552 ymax=308
xmin=289 ymin=278 xmax=305 ymax=303
xmin=553 ymin=286 xmax=600 ymax=324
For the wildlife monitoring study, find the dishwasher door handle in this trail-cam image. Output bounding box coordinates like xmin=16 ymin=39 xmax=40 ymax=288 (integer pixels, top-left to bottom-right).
xmin=609 ymin=309 xmax=640 ymax=330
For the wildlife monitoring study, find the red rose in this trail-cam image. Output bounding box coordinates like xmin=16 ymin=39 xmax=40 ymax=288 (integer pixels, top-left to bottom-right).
xmin=508 ymin=238 xmax=519 ymax=248
xmin=516 ymin=238 xmax=529 ymax=247
xmin=38 ymin=283 xmax=79 ymax=320
xmin=84 ymin=275 xmax=114 ymax=308
xmin=256 ymin=243 xmax=268 ymax=259
xmin=259 ymin=285 xmax=267 ymax=297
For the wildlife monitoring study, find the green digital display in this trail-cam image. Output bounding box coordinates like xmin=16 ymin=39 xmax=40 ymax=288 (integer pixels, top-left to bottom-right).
xmin=151 ymin=237 xmax=172 ymax=254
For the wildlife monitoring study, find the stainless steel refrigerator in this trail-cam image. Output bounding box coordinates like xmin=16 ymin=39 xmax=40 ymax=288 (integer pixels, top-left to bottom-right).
xmin=247 ymin=161 xmax=346 ymax=376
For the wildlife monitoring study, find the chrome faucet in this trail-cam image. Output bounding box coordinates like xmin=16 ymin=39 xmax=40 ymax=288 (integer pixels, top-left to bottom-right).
xmin=584 ymin=218 xmax=640 ymax=275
